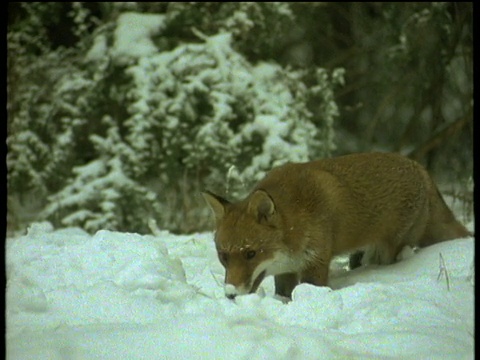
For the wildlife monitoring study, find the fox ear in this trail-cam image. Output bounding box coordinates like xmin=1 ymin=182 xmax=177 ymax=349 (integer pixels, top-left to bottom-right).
xmin=248 ymin=190 xmax=275 ymax=223
xmin=202 ymin=191 xmax=230 ymax=222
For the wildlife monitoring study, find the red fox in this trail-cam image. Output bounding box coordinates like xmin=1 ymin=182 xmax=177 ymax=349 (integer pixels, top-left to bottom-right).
xmin=203 ymin=152 xmax=472 ymax=299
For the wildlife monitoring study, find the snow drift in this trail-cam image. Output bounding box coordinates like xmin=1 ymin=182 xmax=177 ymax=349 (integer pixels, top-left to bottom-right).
xmin=6 ymin=222 xmax=474 ymax=359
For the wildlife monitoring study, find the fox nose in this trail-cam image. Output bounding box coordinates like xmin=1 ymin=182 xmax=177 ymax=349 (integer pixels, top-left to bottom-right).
xmin=224 ymin=284 xmax=239 ymax=299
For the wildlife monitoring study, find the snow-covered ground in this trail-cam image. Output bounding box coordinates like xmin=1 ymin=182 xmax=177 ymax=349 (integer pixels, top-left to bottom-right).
xmin=6 ymin=221 xmax=474 ymax=360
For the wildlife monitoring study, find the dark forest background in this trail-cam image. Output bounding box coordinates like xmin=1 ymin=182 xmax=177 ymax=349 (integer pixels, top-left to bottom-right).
xmin=7 ymin=3 xmax=473 ymax=235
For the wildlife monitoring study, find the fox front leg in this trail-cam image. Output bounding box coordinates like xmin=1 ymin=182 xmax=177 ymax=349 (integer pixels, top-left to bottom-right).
xmin=274 ymin=273 xmax=299 ymax=298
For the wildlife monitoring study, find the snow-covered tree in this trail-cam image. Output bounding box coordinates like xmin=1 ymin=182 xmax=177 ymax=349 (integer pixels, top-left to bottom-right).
xmin=8 ymin=3 xmax=342 ymax=233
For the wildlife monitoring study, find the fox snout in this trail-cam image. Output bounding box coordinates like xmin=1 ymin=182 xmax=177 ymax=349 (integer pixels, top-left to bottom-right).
xmin=223 ymin=268 xmax=267 ymax=299
xmin=223 ymin=272 xmax=248 ymax=299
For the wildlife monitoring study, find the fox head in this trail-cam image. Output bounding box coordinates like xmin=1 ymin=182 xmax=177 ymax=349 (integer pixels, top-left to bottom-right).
xmin=203 ymin=190 xmax=290 ymax=299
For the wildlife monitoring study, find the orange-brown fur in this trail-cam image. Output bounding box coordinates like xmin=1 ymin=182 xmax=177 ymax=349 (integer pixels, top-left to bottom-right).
xmin=203 ymin=152 xmax=471 ymax=298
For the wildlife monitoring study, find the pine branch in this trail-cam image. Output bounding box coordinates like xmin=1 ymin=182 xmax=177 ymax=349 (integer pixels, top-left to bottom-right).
xmin=408 ymin=108 xmax=473 ymax=161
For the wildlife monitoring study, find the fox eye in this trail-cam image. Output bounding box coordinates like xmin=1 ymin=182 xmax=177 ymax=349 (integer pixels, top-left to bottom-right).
xmin=245 ymin=250 xmax=256 ymax=260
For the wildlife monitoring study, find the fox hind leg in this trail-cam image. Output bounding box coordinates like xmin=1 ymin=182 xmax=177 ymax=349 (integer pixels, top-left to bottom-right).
xmin=349 ymin=250 xmax=365 ymax=269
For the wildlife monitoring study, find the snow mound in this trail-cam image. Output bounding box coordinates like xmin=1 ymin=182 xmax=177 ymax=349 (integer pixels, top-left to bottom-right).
xmin=6 ymin=224 xmax=474 ymax=359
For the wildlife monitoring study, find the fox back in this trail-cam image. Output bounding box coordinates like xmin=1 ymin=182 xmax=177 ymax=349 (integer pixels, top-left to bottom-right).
xmin=203 ymin=152 xmax=471 ymax=299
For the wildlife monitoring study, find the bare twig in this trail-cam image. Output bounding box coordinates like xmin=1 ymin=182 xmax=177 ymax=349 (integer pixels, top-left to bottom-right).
xmin=437 ymin=252 xmax=451 ymax=291
xmin=210 ymin=269 xmax=223 ymax=287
